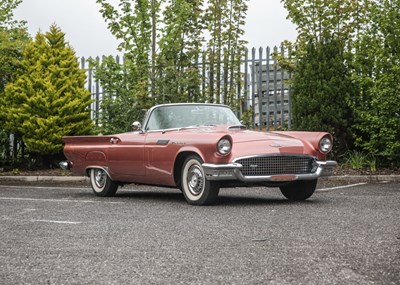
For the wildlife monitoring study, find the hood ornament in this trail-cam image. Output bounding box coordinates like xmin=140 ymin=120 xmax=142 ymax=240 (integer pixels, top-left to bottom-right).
xmin=270 ymin=143 xmax=283 ymax=147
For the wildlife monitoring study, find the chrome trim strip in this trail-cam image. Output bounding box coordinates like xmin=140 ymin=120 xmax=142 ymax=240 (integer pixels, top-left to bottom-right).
xmin=232 ymin=153 xmax=314 ymax=161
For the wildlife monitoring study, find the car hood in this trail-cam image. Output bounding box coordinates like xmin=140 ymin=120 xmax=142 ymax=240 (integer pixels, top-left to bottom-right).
xmin=193 ymin=125 xmax=302 ymax=142
xmin=183 ymin=125 xmax=309 ymax=156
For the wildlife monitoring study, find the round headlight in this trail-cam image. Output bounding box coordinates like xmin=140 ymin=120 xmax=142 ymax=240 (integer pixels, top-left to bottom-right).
xmin=217 ymin=138 xmax=232 ymax=155
xmin=319 ymin=137 xmax=332 ymax=153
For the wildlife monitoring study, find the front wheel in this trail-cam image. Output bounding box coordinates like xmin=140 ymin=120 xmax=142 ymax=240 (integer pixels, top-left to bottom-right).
xmin=279 ymin=180 xmax=317 ymax=201
xmin=181 ymin=155 xmax=220 ymax=205
xmin=89 ymin=168 xmax=118 ymax=197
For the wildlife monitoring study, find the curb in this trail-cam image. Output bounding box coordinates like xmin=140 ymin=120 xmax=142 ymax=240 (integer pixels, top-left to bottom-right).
xmin=322 ymin=175 xmax=400 ymax=183
xmin=0 ymin=175 xmax=400 ymax=183
xmin=0 ymin=176 xmax=89 ymax=183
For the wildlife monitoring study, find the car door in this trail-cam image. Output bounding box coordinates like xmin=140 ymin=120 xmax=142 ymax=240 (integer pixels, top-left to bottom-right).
xmin=142 ymin=131 xmax=180 ymax=186
xmin=107 ymin=132 xmax=146 ymax=177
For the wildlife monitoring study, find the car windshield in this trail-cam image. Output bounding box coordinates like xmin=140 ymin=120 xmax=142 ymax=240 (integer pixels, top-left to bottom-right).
xmin=145 ymin=104 xmax=241 ymax=131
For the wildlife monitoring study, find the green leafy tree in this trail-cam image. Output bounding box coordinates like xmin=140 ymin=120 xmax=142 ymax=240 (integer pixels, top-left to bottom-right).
xmin=157 ymin=0 xmax=203 ymax=103
xmin=0 ymin=25 xmax=93 ymax=164
xmin=96 ymin=0 xmax=205 ymax=108
xmin=91 ymin=55 xmax=151 ymax=134
xmin=94 ymin=0 xmax=155 ymax=134
xmin=351 ymin=0 xmax=400 ymax=165
xmin=282 ymin=0 xmax=365 ymax=53
xmin=0 ymin=0 xmax=29 ymax=92
xmin=0 ymin=0 xmax=30 ymax=162
xmin=221 ymin=0 xmax=248 ymax=107
xmin=95 ymin=0 xmax=249 ymax=123
xmin=205 ymin=0 xmax=248 ymax=106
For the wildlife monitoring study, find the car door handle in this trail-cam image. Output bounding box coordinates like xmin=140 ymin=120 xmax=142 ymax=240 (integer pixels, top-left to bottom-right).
xmin=110 ymin=138 xmax=120 ymax=144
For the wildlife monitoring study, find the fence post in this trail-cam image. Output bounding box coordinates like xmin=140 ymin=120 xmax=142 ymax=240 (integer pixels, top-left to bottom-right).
xmin=95 ymin=56 xmax=100 ymax=126
xmin=251 ymin=48 xmax=256 ymax=129
xmin=280 ymin=45 xmax=285 ymax=128
xmin=257 ymin=47 xmax=263 ymax=131
xmin=243 ymin=49 xmax=249 ymax=112
xmin=236 ymin=53 xmax=241 ymax=110
xmin=273 ymin=46 xmax=278 ymax=129
xmin=266 ymin=46 xmax=270 ymax=131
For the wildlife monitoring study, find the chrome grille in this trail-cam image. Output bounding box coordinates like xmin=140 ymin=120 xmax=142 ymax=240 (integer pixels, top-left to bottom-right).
xmin=235 ymin=156 xmax=316 ymax=176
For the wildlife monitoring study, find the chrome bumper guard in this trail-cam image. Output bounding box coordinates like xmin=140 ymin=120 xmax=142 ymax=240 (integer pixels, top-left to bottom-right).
xmin=202 ymin=160 xmax=337 ymax=182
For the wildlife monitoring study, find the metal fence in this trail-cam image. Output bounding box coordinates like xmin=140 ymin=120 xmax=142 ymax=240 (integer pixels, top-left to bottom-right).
xmin=243 ymin=46 xmax=292 ymax=131
xmin=80 ymin=45 xmax=293 ymax=131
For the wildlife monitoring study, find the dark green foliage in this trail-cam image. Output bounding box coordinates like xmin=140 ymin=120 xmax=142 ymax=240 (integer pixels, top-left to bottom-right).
xmin=0 ymin=0 xmax=30 ymax=161
xmin=95 ymin=0 xmax=154 ymax=134
xmin=0 ymin=25 xmax=93 ymax=158
xmin=281 ymin=0 xmax=362 ymax=158
xmin=157 ymin=0 xmax=203 ymax=103
xmin=351 ymin=0 xmax=400 ymax=165
xmin=90 ymin=56 xmax=152 ymax=134
xmin=0 ymin=128 xmax=10 ymax=164
xmin=205 ymin=0 xmax=248 ymax=106
xmin=0 ymin=26 xmax=29 ymax=92
xmin=291 ymin=37 xmax=355 ymax=156
xmin=283 ymin=0 xmax=400 ymax=166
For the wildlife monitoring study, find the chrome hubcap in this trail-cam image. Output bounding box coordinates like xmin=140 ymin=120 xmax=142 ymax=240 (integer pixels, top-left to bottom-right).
xmin=94 ymin=169 xmax=106 ymax=188
xmin=187 ymin=165 xmax=204 ymax=196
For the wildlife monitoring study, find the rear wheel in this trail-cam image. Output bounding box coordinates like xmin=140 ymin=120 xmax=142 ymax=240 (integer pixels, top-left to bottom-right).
xmin=89 ymin=168 xmax=118 ymax=197
xmin=279 ymin=180 xmax=317 ymax=201
xmin=181 ymin=155 xmax=220 ymax=205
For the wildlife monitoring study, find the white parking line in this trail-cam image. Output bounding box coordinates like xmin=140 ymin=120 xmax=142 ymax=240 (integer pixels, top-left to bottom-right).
xmin=32 ymin=219 xmax=82 ymax=224
xmin=0 ymin=197 xmax=124 ymax=204
xmin=318 ymin=182 xmax=368 ymax=192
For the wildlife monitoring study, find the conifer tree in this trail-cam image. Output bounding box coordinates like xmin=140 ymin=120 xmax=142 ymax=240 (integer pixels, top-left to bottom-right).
xmin=1 ymin=24 xmax=93 ymax=162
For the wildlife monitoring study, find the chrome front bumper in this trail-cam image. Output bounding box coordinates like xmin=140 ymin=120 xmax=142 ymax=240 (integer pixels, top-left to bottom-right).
xmin=202 ymin=160 xmax=337 ymax=182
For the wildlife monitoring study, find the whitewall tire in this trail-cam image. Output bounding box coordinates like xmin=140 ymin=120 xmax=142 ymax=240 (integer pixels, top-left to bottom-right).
xmin=181 ymin=155 xmax=220 ymax=205
xmin=89 ymin=168 xmax=118 ymax=197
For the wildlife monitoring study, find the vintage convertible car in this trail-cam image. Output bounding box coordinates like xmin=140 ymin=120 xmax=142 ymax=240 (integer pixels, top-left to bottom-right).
xmin=60 ymin=103 xmax=337 ymax=205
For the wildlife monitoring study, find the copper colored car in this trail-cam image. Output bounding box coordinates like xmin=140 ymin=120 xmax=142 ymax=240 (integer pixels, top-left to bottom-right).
xmin=61 ymin=103 xmax=337 ymax=205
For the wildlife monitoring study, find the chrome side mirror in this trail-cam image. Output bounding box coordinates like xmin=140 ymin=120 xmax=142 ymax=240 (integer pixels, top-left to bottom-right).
xmin=132 ymin=121 xmax=143 ymax=133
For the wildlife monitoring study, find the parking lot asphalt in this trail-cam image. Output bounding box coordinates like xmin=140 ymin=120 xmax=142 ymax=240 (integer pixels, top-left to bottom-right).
xmin=0 ymin=179 xmax=399 ymax=284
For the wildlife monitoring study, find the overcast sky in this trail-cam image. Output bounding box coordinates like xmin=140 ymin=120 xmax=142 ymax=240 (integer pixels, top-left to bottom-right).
xmin=14 ymin=0 xmax=297 ymax=58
